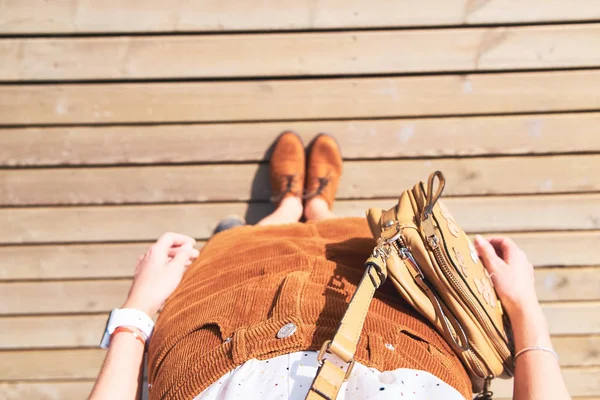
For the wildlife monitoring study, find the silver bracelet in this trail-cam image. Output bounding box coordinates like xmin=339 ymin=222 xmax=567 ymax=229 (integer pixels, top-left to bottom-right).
xmin=514 ymin=346 xmax=559 ymax=363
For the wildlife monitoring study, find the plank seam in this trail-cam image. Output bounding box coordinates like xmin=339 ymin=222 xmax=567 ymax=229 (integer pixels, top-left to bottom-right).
xmin=3 ymin=65 xmax=600 ymax=86
xmin=2 ymin=18 xmax=600 ymax=38
xmin=2 ymin=108 xmax=600 ymax=129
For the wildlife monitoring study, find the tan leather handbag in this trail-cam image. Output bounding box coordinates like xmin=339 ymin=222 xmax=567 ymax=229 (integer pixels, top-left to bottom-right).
xmin=307 ymin=171 xmax=514 ymax=400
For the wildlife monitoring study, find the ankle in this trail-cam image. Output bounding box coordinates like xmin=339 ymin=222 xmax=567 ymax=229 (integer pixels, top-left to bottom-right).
xmin=278 ymin=196 xmax=304 ymax=220
xmin=304 ymin=197 xmax=331 ymax=220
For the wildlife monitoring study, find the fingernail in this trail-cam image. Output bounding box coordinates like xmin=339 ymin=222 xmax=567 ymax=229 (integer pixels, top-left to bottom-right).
xmin=475 ymin=235 xmax=484 ymax=243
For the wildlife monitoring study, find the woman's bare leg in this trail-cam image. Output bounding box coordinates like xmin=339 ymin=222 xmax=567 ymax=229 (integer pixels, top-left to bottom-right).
xmin=257 ymin=196 xmax=303 ymax=226
xmin=304 ymin=197 xmax=337 ymax=221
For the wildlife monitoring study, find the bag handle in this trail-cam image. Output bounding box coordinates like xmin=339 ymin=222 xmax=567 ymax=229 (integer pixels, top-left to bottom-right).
xmin=423 ymin=171 xmax=446 ymax=220
xmin=306 ymin=250 xmax=388 ymax=400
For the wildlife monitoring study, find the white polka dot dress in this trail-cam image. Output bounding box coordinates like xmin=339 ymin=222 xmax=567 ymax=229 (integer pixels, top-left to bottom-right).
xmin=194 ymin=351 xmax=466 ymax=400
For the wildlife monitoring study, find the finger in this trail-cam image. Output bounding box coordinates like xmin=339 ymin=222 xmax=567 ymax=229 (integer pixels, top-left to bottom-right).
xmin=167 ymin=246 xmax=200 ymax=258
xmin=474 ymin=235 xmax=505 ymax=273
xmin=154 ymin=232 xmax=196 ymax=253
xmin=168 ymin=248 xmax=196 ymax=272
xmin=486 ymin=236 xmax=522 ymax=263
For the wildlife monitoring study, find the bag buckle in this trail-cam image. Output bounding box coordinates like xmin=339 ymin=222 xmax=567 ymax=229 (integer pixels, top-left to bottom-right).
xmin=317 ymin=340 xmax=356 ymax=380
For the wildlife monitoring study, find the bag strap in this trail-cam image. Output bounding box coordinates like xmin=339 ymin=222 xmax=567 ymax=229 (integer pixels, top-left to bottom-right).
xmin=306 ymin=251 xmax=388 ymax=400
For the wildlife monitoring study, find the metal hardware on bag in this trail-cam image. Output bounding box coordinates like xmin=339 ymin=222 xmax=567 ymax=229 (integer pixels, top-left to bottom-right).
xmin=474 ymin=377 xmax=494 ymax=400
xmin=372 ymin=244 xmax=390 ymax=261
xmin=316 ymin=340 xmax=356 ymax=380
xmin=384 ymin=219 xmax=395 ymax=228
xmin=427 ymin=234 xmax=439 ymax=249
xmin=366 ymin=264 xmax=385 ymax=289
xmin=399 ymin=247 xmax=426 ymax=280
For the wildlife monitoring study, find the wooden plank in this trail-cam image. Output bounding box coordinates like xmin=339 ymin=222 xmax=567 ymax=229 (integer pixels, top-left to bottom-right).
xmin=0 ymin=315 xmax=107 ymax=349
xmin=2 ymin=70 xmax=600 ymax=125
xmin=0 ymin=349 xmax=105 ymax=380
xmin=0 ymin=381 xmax=93 ymax=400
xmin=1 ymin=271 xmax=599 ymax=315
xmin=2 ymin=0 xmax=600 ymax=34
xmin=553 ymin=336 xmax=600 ymax=367
xmin=1 ymin=113 xmax=600 ymax=166
xmin=492 ymin=367 xmax=600 ymax=397
xmin=1 ymin=231 xmax=598 ymax=281
xmin=1 ymin=303 xmax=598 ymax=349
xmin=1 ymin=195 xmax=599 ymax=244
xmin=535 ymin=268 xmax=600 ymax=303
xmin=552 ymin=336 xmax=600 ymax=367
xmin=2 ymin=196 xmax=599 ymax=245
xmin=3 ymin=24 xmax=600 ymax=81
xmin=0 ymin=280 xmax=131 ymax=315
xmin=1 ymin=337 xmax=598 ymax=380
xmin=511 ymin=231 xmax=600 ymax=267
xmin=0 ymin=243 xmax=153 ymax=280
xmin=2 ymin=155 xmax=600 ymax=205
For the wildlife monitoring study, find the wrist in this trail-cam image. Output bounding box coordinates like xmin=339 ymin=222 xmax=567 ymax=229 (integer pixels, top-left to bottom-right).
xmin=122 ymin=298 xmax=156 ymax=317
xmin=111 ymin=326 xmax=147 ymax=346
xmin=504 ymin=296 xmax=541 ymax=321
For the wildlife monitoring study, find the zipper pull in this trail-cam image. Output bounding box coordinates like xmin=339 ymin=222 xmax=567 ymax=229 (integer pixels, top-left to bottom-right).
xmin=427 ymin=234 xmax=439 ymax=249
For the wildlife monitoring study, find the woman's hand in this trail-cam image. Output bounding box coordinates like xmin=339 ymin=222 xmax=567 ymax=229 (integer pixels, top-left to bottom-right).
xmin=122 ymin=232 xmax=200 ymax=316
xmin=474 ymin=235 xmax=539 ymax=318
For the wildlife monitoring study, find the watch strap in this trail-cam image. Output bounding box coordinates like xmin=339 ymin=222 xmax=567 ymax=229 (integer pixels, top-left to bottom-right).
xmin=100 ymin=308 xmax=154 ymax=349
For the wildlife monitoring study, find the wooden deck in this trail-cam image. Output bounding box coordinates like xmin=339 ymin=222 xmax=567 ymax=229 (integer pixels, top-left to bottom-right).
xmin=1 ymin=1 xmax=599 ymax=398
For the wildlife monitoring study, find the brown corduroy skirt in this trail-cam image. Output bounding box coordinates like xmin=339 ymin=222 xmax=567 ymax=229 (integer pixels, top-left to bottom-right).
xmin=147 ymin=217 xmax=471 ymax=399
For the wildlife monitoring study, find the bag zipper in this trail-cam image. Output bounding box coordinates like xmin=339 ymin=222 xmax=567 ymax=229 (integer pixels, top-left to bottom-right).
xmin=388 ymin=237 xmax=490 ymax=378
xmin=426 ymin=231 xmax=512 ymax=365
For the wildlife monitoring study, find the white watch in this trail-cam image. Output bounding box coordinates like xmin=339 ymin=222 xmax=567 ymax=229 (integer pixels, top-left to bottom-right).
xmin=100 ymin=308 xmax=155 ymax=349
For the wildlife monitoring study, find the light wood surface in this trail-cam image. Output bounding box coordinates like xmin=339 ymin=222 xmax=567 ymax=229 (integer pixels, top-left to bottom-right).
xmin=1 ymin=0 xmax=598 ymax=396
xmin=2 ymin=70 xmax=600 ymax=125
xmin=2 ymin=231 xmax=598 ymax=280
xmin=2 ymin=0 xmax=600 ymax=34
xmin=3 ymin=24 xmax=600 ymax=80
xmin=2 ymin=156 xmax=599 ymax=205
xmin=492 ymin=368 xmax=600 ymax=397
xmin=0 ymin=340 xmax=597 ymax=378
xmin=2 ymin=269 xmax=598 ymax=315
xmin=1 ymin=112 xmax=600 ymax=166
xmin=2 ymin=195 xmax=598 ymax=244
xmin=1 ymin=302 xmax=597 ymax=349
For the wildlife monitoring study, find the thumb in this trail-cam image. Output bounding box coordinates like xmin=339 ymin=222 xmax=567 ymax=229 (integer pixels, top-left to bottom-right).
xmin=474 ymin=235 xmax=505 ymax=274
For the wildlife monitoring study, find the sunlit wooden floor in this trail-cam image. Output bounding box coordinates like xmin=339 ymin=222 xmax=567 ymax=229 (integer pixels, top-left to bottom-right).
xmin=1 ymin=1 xmax=600 ymax=398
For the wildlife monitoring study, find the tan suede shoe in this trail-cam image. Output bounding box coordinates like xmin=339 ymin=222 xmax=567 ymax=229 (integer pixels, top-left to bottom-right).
xmin=269 ymin=131 xmax=305 ymax=204
xmin=304 ymin=133 xmax=343 ymax=209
